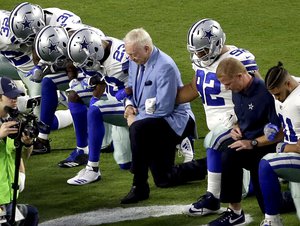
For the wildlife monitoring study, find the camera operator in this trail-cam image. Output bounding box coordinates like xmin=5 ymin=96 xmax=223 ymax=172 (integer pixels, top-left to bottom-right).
xmin=0 ymin=77 xmax=38 ymax=226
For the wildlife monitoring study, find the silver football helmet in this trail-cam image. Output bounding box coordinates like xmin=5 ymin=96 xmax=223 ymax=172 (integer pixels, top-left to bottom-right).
xmin=187 ymin=19 xmax=226 ymax=67
xmin=35 ymin=25 xmax=69 ymax=65
xmin=9 ymin=2 xmax=45 ymax=44
xmin=67 ymin=28 xmax=104 ymax=70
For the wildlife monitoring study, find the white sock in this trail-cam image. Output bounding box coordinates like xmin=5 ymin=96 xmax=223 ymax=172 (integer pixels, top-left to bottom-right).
xmin=55 ymin=110 xmax=73 ymax=129
xmin=38 ymin=133 xmax=48 ymax=140
xmin=87 ymin=161 xmax=99 ymax=168
xmin=232 ymin=208 xmax=242 ymax=215
xmin=78 ymin=146 xmax=88 ymax=154
xmin=265 ymin=214 xmax=280 ymax=220
xmin=207 ymin=171 xmax=221 ymax=199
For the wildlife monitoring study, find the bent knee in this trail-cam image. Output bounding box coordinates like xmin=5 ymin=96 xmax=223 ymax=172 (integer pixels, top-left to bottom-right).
xmin=68 ymin=90 xmax=82 ymax=103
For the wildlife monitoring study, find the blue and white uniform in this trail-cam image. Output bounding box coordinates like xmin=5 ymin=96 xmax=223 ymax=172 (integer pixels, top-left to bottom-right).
xmin=0 ymin=9 xmax=71 ymax=130
xmin=0 ymin=10 xmax=35 ymax=78
xmin=260 ymin=84 xmax=300 ymax=219
xmin=194 ymin=46 xmax=258 ymax=199
xmin=68 ymin=36 xmax=131 ymax=173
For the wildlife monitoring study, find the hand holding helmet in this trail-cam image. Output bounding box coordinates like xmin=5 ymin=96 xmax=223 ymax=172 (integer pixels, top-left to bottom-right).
xmin=263 ymin=123 xmax=279 ymax=141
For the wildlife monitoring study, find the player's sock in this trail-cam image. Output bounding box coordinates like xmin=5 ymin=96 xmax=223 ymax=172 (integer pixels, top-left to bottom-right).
xmin=259 ymin=159 xmax=281 ymax=215
xmin=87 ymin=161 xmax=99 ymax=169
xmin=87 ymin=105 xmax=105 ymax=162
xmin=119 ymin=162 xmax=131 ymax=170
xmin=40 ymin=77 xmax=58 ymax=134
xmin=69 ymin=102 xmax=88 ymax=148
xmin=78 ymin=146 xmax=88 ymax=154
xmin=38 ymin=133 xmax=48 ymax=140
xmin=207 ymin=148 xmax=222 ymax=198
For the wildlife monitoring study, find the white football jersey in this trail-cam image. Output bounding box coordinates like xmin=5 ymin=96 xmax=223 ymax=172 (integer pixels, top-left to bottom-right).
xmin=192 ymin=45 xmax=258 ymax=130
xmin=0 ymin=8 xmax=82 ymax=73
xmin=275 ymin=85 xmax=300 ymax=144
xmin=44 ymin=8 xmax=81 ymax=30
xmin=0 ymin=10 xmax=12 ymax=50
xmin=67 ymin=23 xmax=105 ymax=37
xmin=0 ymin=10 xmax=34 ymax=72
xmin=98 ymin=37 xmax=129 ymax=98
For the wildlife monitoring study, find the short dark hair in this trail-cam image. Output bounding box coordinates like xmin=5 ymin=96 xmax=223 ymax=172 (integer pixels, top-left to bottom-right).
xmin=265 ymin=62 xmax=288 ymax=89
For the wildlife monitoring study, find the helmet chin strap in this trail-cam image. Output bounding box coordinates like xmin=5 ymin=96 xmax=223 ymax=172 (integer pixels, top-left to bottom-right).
xmin=91 ymin=61 xmax=102 ymax=71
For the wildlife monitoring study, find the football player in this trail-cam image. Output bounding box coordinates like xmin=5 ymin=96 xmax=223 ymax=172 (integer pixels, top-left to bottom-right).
xmin=0 ymin=7 xmax=72 ymax=144
xmin=177 ymin=19 xmax=261 ymax=216
xmin=35 ymin=24 xmax=122 ymax=168
xmin=260 ymin=62 xmax=300 ymax=226
xmin=8 ymin=2 xmax=83 ymax=154
xmin=65 ymin=27 xmax=132 ymax=185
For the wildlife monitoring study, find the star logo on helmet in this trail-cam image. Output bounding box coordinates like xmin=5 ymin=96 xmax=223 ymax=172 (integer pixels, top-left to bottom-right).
xmin=78 ymin=36 xmax=92 ymax=51
xmin=46 ymin=39 xmax=59 ymax=55
xmin=201 ymin=28 xmax=216 ymax=43
xmin=21 ymin=15 xmax=33 ymax=30
xmin=8 ymin=81 xmax=17 ymax=89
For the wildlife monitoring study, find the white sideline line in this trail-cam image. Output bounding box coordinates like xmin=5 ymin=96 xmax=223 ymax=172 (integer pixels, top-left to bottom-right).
xmin=40 ymin=205 xmax=253 ymax=226
xmin=40 ymin=205 xmax=188 ymax=226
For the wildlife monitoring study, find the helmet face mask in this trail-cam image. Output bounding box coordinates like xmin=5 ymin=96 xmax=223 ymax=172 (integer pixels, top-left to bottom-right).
xmin=74 ymin=52 xmax=102 ymax=71
xmin=187 ymin=18 xmax=226 ymax=67
xmin=35 ymin=25 xmax=69 ymax=65
xmin=67 ymin=28 xmax=104 ymax=70
xmin=9 ymin=2 xmax=45 ymax=45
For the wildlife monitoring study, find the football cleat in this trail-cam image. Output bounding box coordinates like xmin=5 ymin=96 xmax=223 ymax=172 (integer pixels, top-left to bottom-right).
xmin=31 ymin=137 xmax=51 ymax=155
xmin=58 ymin=149 xmax=88 ymax=168
xmin=184 ymin=192 xmax=221 ymax=216
xmin=67 ymin=165 xmax=101 ymax=185
xmin=208 ymin=208 xmax=245 ymax=226
xmin=177 ymin=137 xmax=194 ymax=163
xmin=260 ymin=217 xmax=283 ymax=226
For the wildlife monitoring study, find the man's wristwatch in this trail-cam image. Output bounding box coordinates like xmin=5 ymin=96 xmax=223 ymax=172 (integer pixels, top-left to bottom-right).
xmin=251 ymin=139 xmax=258 ymax=147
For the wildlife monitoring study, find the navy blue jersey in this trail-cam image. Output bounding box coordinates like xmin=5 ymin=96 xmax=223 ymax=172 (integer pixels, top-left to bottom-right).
xmin=233 ymin=77 xmax=281 ymax=139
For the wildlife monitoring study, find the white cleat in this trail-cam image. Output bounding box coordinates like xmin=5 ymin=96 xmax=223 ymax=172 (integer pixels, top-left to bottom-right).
xmin=67 ymin=165 xmax=101 ymax=185
xmin=177 ymin=137 xmax=194 ymax=163
xmin=260 ymin=217 xmax=283 ymax=226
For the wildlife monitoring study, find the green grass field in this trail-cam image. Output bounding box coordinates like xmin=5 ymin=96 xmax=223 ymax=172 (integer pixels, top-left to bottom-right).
xmin=2 ymin=0 xmax=300 ymax=225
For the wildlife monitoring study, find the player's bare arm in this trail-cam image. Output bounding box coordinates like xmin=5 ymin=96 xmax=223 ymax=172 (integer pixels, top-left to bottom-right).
xmin=283 ymin=139 xmax=300 ymax=154
xmin=32 ymin=47 xmax=40 ymax=65
xmin=66 ymin=60 xmax=78 ymax=80
xmin=93 ymin=83 xmax=106 ymax=99
xmin=176 ymin=76 xmax=199 ymax=104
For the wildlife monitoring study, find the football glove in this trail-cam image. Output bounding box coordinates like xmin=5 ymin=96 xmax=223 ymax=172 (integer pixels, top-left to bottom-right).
xmin=276 ymin=142 xmax=287 ymax=153
xmin=26 ymin=65 xmax=43 ymax=80
xmin=28 ymin=64 xmax=57 ymax=83
xmin=264 ymin=123 xmax=279 ymax=141
xmin=68 ymin=78 xmax=90 ymax=92
xmin=87 ymin=73 xmax=105 ymax=87
xmin=115 ymin=88 xmax=128 ymax=101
